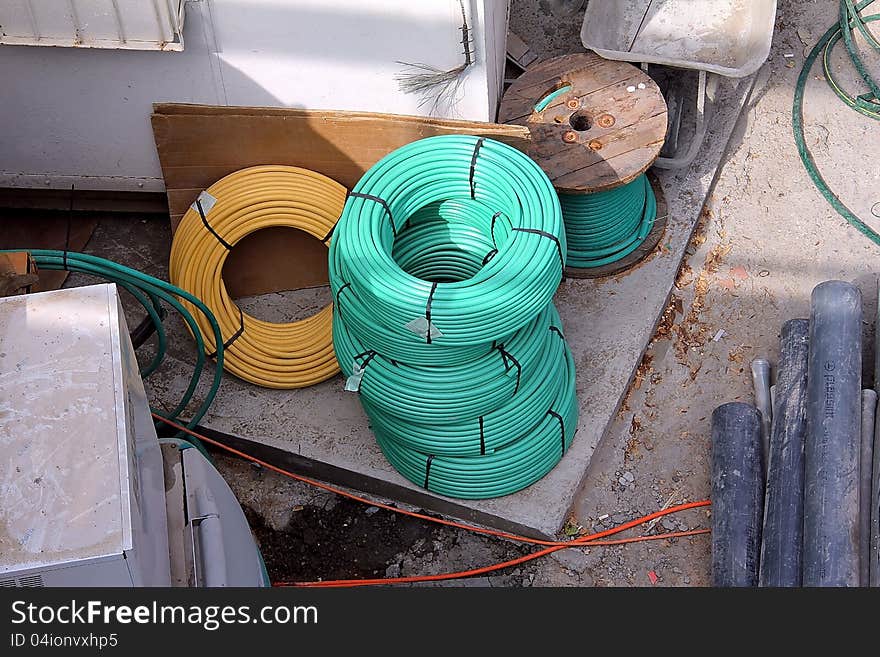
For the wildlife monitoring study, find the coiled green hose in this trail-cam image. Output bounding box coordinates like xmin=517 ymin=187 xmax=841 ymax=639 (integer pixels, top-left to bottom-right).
xmin=334 ymin=305 xmax=554 ymax=424
xmin=360 ymin=311 xmax=570 ymax=458
xmin=391 ymin=199 xmax=496 ymax=282
xmin=559 ymin=174 xmax=657 ymax=269
xmin=329 ymin=135 xmax=565 ymax=365
xmin=795 ymin=0 xmax=880 ymax=245
xmin=3 ymin=249 xmax=224 ymax=452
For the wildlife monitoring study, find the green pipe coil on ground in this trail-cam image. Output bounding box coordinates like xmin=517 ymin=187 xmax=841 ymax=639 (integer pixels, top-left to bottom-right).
xmin=375 ymin=336 xmax=578 ymax=499
xmin=328 ymin=135 xmax=578 ymax=499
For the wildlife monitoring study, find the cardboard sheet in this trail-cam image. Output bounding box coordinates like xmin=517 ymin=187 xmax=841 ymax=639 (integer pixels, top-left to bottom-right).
xmin=151 ymin=103 xmax=530 ymax=296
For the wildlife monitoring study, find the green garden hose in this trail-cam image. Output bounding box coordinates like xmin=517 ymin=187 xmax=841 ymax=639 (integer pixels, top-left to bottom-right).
xmin=2 ymin=249 xmax=224 ymax=453
xmin=559 ymin=174 xmax=657 ymax=269
xmin=795 ymin=0 xmax=880 ymax=245
xmin=329 ymin=135 xmax=566 ymax=365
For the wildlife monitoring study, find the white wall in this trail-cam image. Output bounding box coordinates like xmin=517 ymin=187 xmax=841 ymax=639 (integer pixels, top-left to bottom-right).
xmin=0 ymin=0 xmax=508 ymax=193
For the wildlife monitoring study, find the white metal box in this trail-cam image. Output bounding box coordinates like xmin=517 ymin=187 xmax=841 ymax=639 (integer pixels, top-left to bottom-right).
xmin=0 ymin=284 xmax=171 ymax=586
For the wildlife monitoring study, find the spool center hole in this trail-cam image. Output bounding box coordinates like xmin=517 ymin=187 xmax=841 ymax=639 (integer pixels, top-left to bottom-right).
xmin=569 ymin=110 xmax=592 ymax=132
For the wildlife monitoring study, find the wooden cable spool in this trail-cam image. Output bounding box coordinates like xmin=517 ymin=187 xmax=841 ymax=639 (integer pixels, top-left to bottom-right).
xmin=499 ymin=52 xmax=669 ymax=278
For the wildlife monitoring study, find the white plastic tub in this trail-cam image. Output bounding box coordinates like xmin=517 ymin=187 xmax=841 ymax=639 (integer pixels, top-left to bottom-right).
xmin=581 ymin=0 xmax=778 ymax=78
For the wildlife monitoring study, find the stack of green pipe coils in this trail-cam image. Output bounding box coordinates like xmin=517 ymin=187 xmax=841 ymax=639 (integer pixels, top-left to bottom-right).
xmin=1 ymin=249 xmax=224 ymax=455
xmin=795 ymin=0 xmax=880 ymax=245
xmin=558 ymin=174 xmax=658 ymax=269
xmin=328 ymin=135 xmax=578 ymax=499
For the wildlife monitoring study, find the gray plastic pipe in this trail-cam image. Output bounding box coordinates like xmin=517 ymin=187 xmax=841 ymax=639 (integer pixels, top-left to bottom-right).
xmin=711 ymin=402 xmax=764 ymax=587
xmin=751 ymin=357 xmax=772 ymax=472
xmin=872 ymin=386 xmax=880 ymax=587
xmin=860 ymin=389 xmax=877 ymax=586
xmin=759 ymin=319 xmax=808 ymax=587
xmin=804 ymin=280 xmax=862 ymax=587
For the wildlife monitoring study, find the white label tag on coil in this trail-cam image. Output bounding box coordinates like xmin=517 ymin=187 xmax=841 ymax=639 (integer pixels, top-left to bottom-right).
xmin=191 ymin=190 xmax=218 ymax=216
xmin=344 ymin=362 xmax=365 ymax=392
xmin=404 ymin=317 xmax=443 ymax=340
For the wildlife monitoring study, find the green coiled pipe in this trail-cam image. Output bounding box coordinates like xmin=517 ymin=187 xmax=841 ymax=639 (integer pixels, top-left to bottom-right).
xmin=375 ymin=337 xmax=578 ymax=499
xmin=334 ymin=305 xmax=554 ymax=424
xmin=328 ymin=135 xmax=578 ymax=498
xmin=559 ymin=173 xmax=657 ymax=269
xmin=329 ymin=135 xmax=565 ymax=365
xmin=360 ymin=314 xmax=570 ymax=457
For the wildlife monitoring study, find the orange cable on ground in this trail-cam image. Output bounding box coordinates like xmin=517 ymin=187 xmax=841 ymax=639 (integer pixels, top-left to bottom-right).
xmin=153 ymin=414 xmax=711 ymax=586
xmin=283 ymin=529 xmax=710 ymax=588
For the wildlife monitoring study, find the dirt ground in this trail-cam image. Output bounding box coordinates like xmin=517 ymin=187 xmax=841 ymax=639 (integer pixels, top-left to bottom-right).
xmin=61 ymin=0 xmax=880 ymax=587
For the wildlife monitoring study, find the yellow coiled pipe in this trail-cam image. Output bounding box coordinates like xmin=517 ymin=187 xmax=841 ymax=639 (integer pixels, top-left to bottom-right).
xmin=169 ymin=165 xmax=346 ymax=389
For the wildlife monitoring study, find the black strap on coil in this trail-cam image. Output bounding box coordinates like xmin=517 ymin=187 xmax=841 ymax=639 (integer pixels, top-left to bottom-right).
xmin=494 ymin=344 xmax=522 ymax=395
xmin=478 ymin=416 xmax=486 ymax=455
xmin=424 ymin=282 xmax=438 ymax=344
xmin=207 ymin=305 xmax=245 ymax=358
xmin=547 ymin=410 xmax=566 ymax=455
xmin=482 ymin=211 xmax=503 ymax=265
xmin=424 ymin=454 xmax=435 ymax=489
xmin=334 ymin=282 xmax=352 ymax=321
xmin=349 ymin=192 xmax=397 ymax=236
xmin=321 ymin=222 xmax=337 ymax=244
xmin=549 ymin=325 xmax=565 ymax=340
xmin=511 ymin=227 xmax=564 ymax=269
xmin=469 ymin=137 xmax=485 ymax=199
xmin=196 ymin=197 xmax=233 ymax=250
xmin=354 ymin=349 xmax=378 ymax=370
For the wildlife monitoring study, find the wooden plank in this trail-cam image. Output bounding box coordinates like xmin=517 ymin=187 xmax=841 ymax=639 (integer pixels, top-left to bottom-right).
xmin=498 ymin=52 xmax=667 ymax=193
xmin=151 ymin=104 xmax=530 ymax=297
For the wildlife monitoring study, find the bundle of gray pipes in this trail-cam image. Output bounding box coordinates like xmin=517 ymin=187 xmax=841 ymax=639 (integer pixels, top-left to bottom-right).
xmin=710 ymin=280 xmax=880 ymax=587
